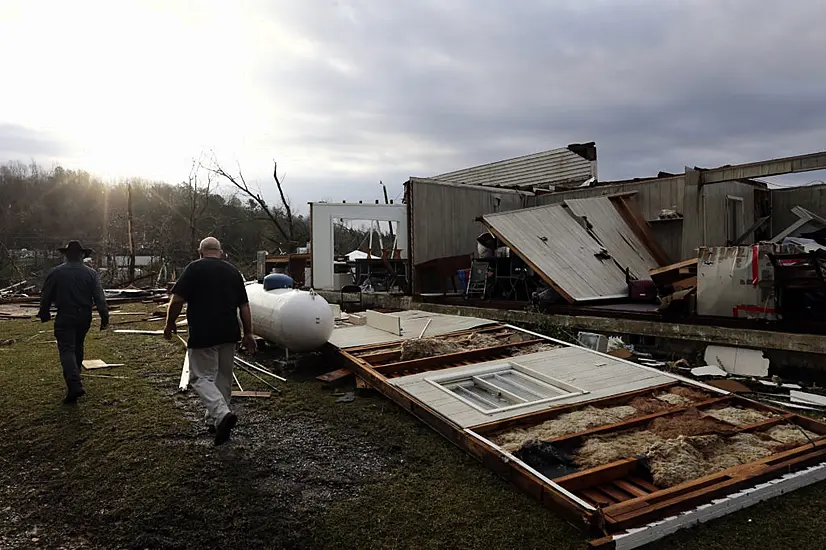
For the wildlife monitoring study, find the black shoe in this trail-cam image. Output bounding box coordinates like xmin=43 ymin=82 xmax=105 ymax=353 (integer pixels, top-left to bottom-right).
xmin=63 ymin=389 xmax=86 ymax=405
xmin=214 ymin=412 xmax=237 ymax=446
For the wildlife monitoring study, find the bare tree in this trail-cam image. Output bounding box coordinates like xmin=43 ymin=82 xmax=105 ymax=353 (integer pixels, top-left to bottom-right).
xmin=204 ymin=155 xmax=298 ymax=252
xmin=184 ymin=158 xmax=214 ymax=257
xmin=127 ymin=182 xmax=136 ymax=282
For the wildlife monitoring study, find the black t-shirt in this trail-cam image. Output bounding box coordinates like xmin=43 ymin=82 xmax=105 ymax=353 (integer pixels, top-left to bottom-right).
xmin=171 ymin=258 xmax=249 ymax=349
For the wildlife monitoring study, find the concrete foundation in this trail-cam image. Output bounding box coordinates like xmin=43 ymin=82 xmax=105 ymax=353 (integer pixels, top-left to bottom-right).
xmin=318 ymin=291 xmax=826 ymax=356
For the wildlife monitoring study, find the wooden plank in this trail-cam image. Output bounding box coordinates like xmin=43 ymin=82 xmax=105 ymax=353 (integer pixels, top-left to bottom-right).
xmin=671 ymin=276 xmax=697 ymax=290
xmin=598 ymin=484 xmax=632 ymax=502
xmin=627 ymin=476 xmax=659 ymax=493
xmin=648 ymin=258 xmax=698 ymax=278
xmin=316 ymin=368 xmax=354 ymax=383
xmin=374 ymin=338 xmax=545 ymax=376
xmin=555 ymin=458 xmax=641 ymax=492
xmin=581 ymin=488 xmax=614 ymax=507
xmin=610 ymin=194 xmax=671 ymax=266
xmin=614 ymin=480 xmax=650 ymax=498
xmin=231 ymin=391 xmax=272 ymax=398
xmin=365 ymin=310 xmax=402 ymax=336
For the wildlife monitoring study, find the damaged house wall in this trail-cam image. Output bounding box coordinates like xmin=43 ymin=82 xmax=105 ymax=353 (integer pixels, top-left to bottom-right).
xmin=405 ymin=178 xmax=528 ymax=291
xmin=772 ymin=183 xmax=826 ymax=234
xmin=529 ymin=175 xmax=686 ymax=262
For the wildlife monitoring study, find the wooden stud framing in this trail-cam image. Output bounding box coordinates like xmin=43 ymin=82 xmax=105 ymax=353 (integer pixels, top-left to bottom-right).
xmin=333 ymin=324 xmax=826 ymax=542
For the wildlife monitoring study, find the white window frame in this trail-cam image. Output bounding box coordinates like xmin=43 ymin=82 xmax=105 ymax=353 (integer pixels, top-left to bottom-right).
xmin=424 ymin=361 xmax=588 ymax=415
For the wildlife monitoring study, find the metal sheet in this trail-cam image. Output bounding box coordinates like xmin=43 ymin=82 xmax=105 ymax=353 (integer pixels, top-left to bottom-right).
xmin=328 ymin=310 xmax=495 ymax=349
xmin=482 ymin=204 xmax=629 ymax=301
xmin=565 ymin=197 xmax=659 ymax=280
xmin=433 ymin=146 xmax=595 ymax=190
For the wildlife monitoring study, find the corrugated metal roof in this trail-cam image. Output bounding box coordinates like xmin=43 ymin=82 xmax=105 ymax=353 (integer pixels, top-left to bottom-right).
xmin=482 ymin=203 xmax=629 ymax=302
xmin=565 ymin=197 xmax=659 ymax=280
xmin=328 ymin=310 xmax=495 ymax=349
xmin=433 ymin=146 xmax=596 ymax=190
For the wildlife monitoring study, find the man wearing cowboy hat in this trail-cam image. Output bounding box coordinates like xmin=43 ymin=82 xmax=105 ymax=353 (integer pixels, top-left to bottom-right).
xmin=38 ymin=240 xmax=110 ymax=404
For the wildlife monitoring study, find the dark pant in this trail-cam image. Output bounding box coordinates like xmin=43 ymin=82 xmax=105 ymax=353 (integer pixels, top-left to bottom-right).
xmin=54 ymin=311 xmax=92 ymax=395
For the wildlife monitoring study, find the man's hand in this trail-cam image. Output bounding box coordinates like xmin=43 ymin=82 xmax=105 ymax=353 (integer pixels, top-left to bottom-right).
xmin=38 ymin=313 xmax=51 ymax=323
xmin=241 ymin=334 xmax=257 ymax=355
xmin=100 ymin=320 xmax=109 ymax=331
xmin=163 ymin=323 xmax=177 ymax=340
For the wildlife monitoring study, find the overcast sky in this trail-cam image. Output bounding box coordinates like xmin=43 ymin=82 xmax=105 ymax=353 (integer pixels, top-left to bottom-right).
xmin=2 ymin=0 xmax=825 ymax=211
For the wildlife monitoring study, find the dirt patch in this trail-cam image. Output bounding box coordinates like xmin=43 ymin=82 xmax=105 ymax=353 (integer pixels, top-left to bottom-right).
xmin=648 ymin=409 xmax=734 ymax=440
xmin=575 ymin=430 xmax=664 ymax=469
xmin=669 ymin=386 xmax=711 ymax=401
xmin=629 ymin=396 xmax=673 ymax=415
xmin=704 ymin=407 xmax=776 ymax=426
xmin=494 ymin=405 xmax=638 ymax=452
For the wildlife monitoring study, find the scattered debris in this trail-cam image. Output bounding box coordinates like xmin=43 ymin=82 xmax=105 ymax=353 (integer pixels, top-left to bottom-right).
xmin=82 ymin=359 xmax=125 ymax=370
xmin=336 ymin=391 xmax=356 ymax=403
xmin=231 ymin=391 xmax=272 ymax=398
xmin=704 ymin=345 xmax=769 ymax=377
xmin=515 ymin=440 xmax=578 ymax=478
xmin=758 ymin=379 xmax=802 ymax=390
xmin=114 ymin=329 xmax=166 ymax=335
xmin=691 ymin=365 xmax=728 ymax=377
xmin=790 ymin=390 xmax=826 ymax=407
xmin=707 ymin=379 xmax=752 ymax=393
xmin=608 ymin=348 xmax=634 ymax=360
xmin=0 ymin=338 xmax=16 ymax=346
xmin=577 ymin=332 xmax=608 ymax=353
xmin=316 ymin=368 xmax=354 ymax=384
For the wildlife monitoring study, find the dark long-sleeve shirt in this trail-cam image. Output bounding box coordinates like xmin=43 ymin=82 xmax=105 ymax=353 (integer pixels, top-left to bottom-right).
xmin=39 ymin=261 xmax=109 ymax=324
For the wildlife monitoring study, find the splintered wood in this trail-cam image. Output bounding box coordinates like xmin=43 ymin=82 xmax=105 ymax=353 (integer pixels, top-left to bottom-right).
xmin=82 ymin=359 xmax=125 ymax=370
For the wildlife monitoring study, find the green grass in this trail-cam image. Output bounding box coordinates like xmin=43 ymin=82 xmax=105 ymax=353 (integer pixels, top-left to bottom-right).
xmin=2 ymin=308 xmax=826 ymax=549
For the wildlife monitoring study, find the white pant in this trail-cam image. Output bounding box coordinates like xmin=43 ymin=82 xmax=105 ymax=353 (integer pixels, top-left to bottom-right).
xmin=188 ymin=343 xmax=235 ymax=427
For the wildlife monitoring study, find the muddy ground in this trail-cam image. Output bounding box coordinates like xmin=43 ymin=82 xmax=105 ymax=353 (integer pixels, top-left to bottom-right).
xmin=3 ymin=305 xmax=826 ymax=549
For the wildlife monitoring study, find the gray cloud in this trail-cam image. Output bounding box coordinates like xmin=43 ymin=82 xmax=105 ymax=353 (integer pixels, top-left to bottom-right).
xmin=250 ymin=0 xmax=826 ymax=207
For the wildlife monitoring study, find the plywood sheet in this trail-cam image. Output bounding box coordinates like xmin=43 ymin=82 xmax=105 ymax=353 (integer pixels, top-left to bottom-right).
xmin=328 ymin=310 xmax=495 ymax=349
xmin=565 ymin=197 xmax=659 ymax=280
xmin=482 ymin=204 xmax=629 ymax=302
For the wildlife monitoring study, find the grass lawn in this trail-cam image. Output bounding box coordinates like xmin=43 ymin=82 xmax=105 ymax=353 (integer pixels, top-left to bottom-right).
xmin=2 ymin=306 xmax=826 ymax=549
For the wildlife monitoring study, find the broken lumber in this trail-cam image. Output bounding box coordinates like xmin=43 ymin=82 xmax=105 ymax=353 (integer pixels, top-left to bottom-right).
xmin=82 ymin=359 xmax=125 ymax=370
xmin=231 ymin=391 xmax=272 ymax=398
xmin=316 ymin=368 xmax=354 ymax=383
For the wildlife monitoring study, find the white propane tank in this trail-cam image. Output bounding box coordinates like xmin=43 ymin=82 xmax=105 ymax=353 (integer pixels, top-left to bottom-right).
xmin=246 ymin=283 xmax=334 ymax=352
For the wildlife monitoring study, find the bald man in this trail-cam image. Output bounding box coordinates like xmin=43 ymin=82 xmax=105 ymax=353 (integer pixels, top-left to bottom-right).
xmin=164 ymin=237 xmax=257 ymax=445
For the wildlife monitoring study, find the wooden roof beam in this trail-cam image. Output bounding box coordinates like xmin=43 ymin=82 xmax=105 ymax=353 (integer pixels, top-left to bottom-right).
xmin=700 ymin=150 xmax=826 ymax=184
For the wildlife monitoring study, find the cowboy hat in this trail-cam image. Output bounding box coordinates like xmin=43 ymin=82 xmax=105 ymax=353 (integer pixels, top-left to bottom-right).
xmin=58 ymin=240 xmax=93 ymax=257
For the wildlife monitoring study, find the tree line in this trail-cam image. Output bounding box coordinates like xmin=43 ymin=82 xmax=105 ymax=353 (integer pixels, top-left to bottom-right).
xmin=0 ymin=160 xmax=385 ymax=288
